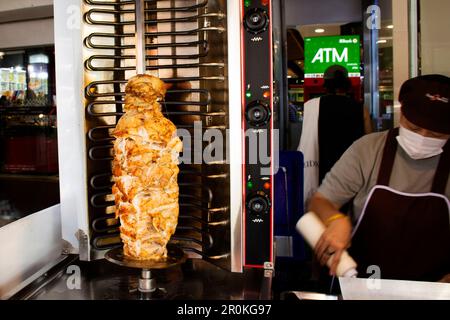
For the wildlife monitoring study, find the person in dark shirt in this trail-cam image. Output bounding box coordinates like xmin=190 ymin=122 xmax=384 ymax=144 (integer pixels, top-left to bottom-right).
xmin=318 ymin=65 xmax=371 ymax=182
xmin=298 ymin=65 xmax=371 ymax=211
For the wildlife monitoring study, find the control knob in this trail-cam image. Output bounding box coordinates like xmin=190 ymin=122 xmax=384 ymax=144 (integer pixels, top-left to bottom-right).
xmin=244 ymin=8 xmax=269 ymax=34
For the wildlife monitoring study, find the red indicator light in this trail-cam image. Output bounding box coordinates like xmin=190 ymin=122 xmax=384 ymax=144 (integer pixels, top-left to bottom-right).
xmin=263 ymin=91 xmax=270 ymax=99
xmin=264 ymin=182 xmax=271 ymax=190
xmin=261 ymin=0 xmax=269 ymax=6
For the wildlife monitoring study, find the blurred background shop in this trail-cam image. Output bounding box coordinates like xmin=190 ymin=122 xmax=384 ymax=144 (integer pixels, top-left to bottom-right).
xmin=284 ymin=0 xmax=450 ymax=149
xmin=0 ymin=1 xmax=57 ymax=228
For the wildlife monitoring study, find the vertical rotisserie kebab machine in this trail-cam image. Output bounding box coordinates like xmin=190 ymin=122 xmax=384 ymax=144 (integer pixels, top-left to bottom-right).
xmin=54 ymin=0 xmax=276 ymax=276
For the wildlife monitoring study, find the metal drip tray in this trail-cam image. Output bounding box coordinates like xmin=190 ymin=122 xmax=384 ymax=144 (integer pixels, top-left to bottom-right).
xmin=105 ymin=245 xmax=186 ymax=270
xmin=105 ymin=244 xmax=188 ymax=295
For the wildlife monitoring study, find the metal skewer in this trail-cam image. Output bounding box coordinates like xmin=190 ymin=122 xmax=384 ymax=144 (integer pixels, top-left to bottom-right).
xmin=139 ymin=269 xmax=157 ymax=293
xmin=135 ymin=0 xmax=146 ymax=74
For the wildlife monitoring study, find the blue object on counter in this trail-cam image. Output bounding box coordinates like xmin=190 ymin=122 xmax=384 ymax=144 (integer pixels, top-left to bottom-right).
xmin=288 ymin=103 xmax=303 ymax=123
xmin=274 ymin=151 xmax=307 ymax=261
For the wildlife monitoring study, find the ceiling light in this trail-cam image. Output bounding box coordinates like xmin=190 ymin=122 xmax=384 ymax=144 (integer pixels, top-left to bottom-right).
xmin=377 ymin=39 xmax=387 ymax=44
xmin=314 ymin=28 xmax=325 ymax=33
xmin=387 ymin=25 xmax=394 ymax=29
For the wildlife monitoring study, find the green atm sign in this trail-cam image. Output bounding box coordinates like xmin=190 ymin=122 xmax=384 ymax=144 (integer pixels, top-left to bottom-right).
xmin=304 ymin=35 xmax=361 ymax=78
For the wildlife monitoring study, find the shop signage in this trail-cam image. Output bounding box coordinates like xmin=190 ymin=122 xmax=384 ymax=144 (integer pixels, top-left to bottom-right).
xmin=304 ymin=35 xmax=361 ymax=78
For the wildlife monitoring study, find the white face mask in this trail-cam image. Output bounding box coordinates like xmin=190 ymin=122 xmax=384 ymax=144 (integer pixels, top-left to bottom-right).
xmin=396 ymin=126 xmax=447 ymax=160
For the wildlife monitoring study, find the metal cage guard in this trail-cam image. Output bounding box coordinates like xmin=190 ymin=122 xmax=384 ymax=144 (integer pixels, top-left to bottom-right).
xmin=83 ymin=0 xmax=230 ymax=263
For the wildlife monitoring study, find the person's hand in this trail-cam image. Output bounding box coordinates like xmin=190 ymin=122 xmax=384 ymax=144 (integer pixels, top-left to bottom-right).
xmin=438 ymin=274 xmax=450 ymax=283
xmin=314 ymin=216 xmax=352 ymax=276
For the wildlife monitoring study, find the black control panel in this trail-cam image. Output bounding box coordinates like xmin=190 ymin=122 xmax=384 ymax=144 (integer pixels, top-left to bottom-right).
xmin=241 ymin=0 xmax=273 ymax=268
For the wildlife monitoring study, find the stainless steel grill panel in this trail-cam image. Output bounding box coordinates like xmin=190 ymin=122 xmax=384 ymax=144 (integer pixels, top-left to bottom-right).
xmin=82 ymin=0 xmax=231 ymax=267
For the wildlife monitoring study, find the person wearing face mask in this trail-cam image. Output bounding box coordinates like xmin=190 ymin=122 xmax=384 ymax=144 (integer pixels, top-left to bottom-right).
xmin=307 ymin=74 xmax=450 ymax=282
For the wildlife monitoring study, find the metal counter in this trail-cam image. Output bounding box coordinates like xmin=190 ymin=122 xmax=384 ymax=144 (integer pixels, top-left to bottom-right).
xmin=11 ymin=255 xmax=271 ymax=300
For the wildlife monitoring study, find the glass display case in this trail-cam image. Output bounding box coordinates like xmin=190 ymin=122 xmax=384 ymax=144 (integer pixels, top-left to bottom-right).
xmin=0 ymin=107 xmax=57 ymax=173
xmin=0 ymin=46 xmax=59 ymax=227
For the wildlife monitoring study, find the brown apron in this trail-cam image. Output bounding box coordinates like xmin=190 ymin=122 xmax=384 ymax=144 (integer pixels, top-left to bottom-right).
xmin=349 ymin=128 xmax=450 ymax=281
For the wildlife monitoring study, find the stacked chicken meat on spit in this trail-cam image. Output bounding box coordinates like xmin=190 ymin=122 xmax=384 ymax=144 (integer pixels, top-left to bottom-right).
xmin=112 ymin=74 xmax=182 ymax=261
